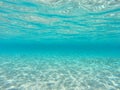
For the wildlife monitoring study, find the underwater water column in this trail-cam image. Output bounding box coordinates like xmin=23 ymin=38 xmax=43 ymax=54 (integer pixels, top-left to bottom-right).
xmin=0 ymin=0 xmax=120 ymax=90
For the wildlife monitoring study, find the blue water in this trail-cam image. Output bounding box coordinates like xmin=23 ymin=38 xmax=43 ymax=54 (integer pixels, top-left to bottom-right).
xmin=0 ymin=0 xmax=120 ymax=90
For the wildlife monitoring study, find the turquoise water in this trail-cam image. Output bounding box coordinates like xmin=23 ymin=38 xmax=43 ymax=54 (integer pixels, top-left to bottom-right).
xmin=0 ymin=0 xmax=120 ymax=90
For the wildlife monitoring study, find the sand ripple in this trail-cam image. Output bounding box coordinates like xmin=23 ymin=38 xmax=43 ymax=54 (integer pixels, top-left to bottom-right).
xmin=0 ymin=55 xmax=120 ymax=90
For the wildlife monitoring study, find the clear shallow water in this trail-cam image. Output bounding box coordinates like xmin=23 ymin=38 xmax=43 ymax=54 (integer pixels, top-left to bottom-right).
xmin=0 ymin=0 xmax=120 ymax=90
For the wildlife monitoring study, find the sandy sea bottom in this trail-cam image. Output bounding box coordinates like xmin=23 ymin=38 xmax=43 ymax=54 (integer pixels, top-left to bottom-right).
xmin=0 ymin=53 xmax=120 ymax=90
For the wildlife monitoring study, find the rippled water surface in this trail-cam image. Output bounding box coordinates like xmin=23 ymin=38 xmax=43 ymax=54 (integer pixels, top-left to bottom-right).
xmin=0 ymin=0 xmax=120 ymax=90
xmin=0 ymin=0 xmax=120 ymax=42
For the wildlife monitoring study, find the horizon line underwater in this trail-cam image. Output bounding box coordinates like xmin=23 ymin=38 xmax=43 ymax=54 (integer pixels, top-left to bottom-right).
xmin=0 ymin=0 xmax=120 ymax=90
